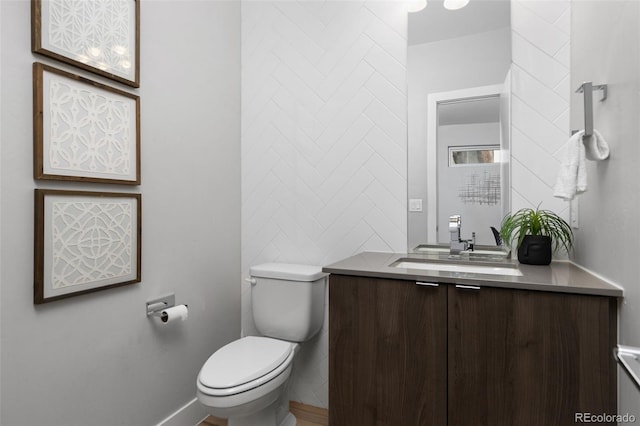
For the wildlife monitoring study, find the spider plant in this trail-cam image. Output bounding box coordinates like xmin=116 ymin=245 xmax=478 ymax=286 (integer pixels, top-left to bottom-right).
xmin=500 ymin=206 xmax=574 ymax=254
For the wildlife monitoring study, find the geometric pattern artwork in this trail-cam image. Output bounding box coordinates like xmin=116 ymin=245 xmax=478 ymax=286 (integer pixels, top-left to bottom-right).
xmin=34 ymin=63 xmax=140 ymax=185
xmin=50 ymin=200 xmax=133 ymax=289
xmin=49 ymin=76 xmax=132 ymax=177
xmin=459 ymin=171 xmax=501 ymax=205
xmin=241 ymin=0 xmax=408 ymax=409
xmin=32 ymin=0 xmax=139 ymax=87
xmin=34 ymin=189 xmax=141 ymax=304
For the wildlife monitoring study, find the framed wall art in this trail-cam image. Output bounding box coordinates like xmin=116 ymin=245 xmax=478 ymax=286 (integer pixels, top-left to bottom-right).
xmin=34 ymin=189 xmax=142 ymax=304
xmin=32 ymin=0 xmax=140 ymax=87
xmin=33 ymin=63 xmax=140 ymax=185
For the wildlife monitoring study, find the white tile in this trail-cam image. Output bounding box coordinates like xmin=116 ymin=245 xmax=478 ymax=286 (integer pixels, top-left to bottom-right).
xmin=511 ymin=95 xmax=568 ymax=154
xmin=364 ymin=0 xmax=407 ymax=39
xmin=316 ymin=61 xmax=374 ymax=127
xmin=273 ymin=39 xmax=325 ymax=91
xmin=242 ymin=171 xmax=280 ymax=223
xmin=512 ymin=1 xmax=569 ymax=57
xmin=273 ymin=1 xmax=326 ymax=43
xmin=512 ymin=33 xmax=569 ymax=90
xmin=553 ymin=41 xmax=571 ymax=69
xmin=511 ymin=127 xmax=561 ymax=188
xmin=272 ymin=64 xmax=324 ymax=114
xmin=365 ymin=153 xmax=407 ymax=204
xmin=243 ymin=147 xmax=279 ymax=204
xmin=316 ymin=167 xmax=375 ymax=228
xmin=364 ymin=206 xmax=407 ymax=251
xmin=517 ymin=0 xmax=570 ymax=27
xmin=553 ymin=74 xmax=571 ymax=102
xmin=512 ymin=66 xmax=569 ymax=124
xmin=315 ymin=88 xmax=373 ymax=149
xmin=364 ymin=98 xmax=407 ymax=148
xmin=511 ymin=158 xmax=568 ymax=213
xmin=317 ymin=114 xmax=374 ymax=177
xmin=317 ymin=193 xmax=375 ymax=248
xmin=242 ymin=100 xmax=279 ymax=142
xmin=364 ymin=179 xmax=406 ymax=232
xmin=243 ymin=77 xmax=280 ymax=129
xmin=272 ymin=8 xmax=325 ymax=64
xmin=314 ymin=3 xmax=369 ymax=52
xmin=364 ymin=125 xmax=406 ymax=176
xmin=365 ymin=71 xmax=407 ymax=124
xmin=364 ymin=44 xmax=407 ymax=95
xmin=364 ymin=13 xmax=407 ymax=65
xmin=316 ymin=35 xmax=374 ymax=101
xmin=317 ymin=141 xmax=374 ymax=204
xmin=315 ymin=7 xmax=374 ymax=75
xmin=357 ymin=232 xmax=394 ymax=254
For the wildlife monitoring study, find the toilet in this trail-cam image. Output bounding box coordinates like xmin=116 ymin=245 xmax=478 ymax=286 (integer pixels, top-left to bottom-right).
xmin=197 ymin=263 xmax=327 ymax=426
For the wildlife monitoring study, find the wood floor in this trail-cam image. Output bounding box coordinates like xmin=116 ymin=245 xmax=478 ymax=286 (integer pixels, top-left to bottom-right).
xmin=199 ymin=401 xmax=328 ymax=426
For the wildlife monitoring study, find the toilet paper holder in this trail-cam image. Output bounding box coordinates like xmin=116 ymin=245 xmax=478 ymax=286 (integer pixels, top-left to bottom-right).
xmin=146 ymin=293 xmax=177 ymax=319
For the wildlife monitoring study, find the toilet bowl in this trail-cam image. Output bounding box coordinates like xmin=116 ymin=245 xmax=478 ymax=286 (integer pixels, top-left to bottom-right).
xmin=197 ymin=263 xmax=327 ymax=426
xmin=197 ymin=336 xmax=298 ymax=424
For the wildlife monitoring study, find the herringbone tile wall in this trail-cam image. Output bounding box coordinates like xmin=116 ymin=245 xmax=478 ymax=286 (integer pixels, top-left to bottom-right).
xmin=510 ymin=0 xmax=571 ymax=219
xmin=240 ymin=0 xmax=408 ymax=408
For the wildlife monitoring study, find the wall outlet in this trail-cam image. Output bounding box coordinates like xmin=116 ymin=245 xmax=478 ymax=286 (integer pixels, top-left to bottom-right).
xmin=409 ymin=198 xmax=423 ymax=212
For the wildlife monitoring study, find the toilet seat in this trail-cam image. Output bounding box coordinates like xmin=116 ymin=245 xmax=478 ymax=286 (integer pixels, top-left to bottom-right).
xmin=197 ymin=336 xmax=295 ymax=397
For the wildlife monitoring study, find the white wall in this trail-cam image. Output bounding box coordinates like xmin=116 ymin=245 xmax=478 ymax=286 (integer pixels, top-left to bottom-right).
xmin=241 ymin=0 xmax=407 ymax=408
xmin=408 ymin=28 xmax=511 ymax=249
xmin=570 ymin=0 xmax=640 ymax=417
xmin=0 ymin=1 xmax=241 ymax=425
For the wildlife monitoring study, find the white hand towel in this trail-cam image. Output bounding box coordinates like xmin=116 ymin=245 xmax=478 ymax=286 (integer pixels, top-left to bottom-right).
xmin=553 ymin=129 xmax=610 ymax=201
xmin=553 ymin=130 xmax=587 ymax=201
xmin=584 ymin=129 xmax=610 ymax=161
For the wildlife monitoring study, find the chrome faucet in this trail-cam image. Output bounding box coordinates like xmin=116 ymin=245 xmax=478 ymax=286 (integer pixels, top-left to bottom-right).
xmin=449 ymin=215 xmax=475 ymax=255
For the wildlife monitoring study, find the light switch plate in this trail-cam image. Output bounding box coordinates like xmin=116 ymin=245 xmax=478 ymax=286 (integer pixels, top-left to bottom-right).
xmin=409 ymin=198 xmax=423 ymax=212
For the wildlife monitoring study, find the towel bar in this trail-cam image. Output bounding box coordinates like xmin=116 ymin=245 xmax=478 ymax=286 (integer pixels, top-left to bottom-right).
xmin=576 ymin=81 xmax=608 ymax=138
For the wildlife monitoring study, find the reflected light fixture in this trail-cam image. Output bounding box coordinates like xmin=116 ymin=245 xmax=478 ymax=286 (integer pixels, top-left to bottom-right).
xmin=408 ymin=0 xmax=427 ymax=13
xmin=443 ymin=0 xmax=469 ymax=10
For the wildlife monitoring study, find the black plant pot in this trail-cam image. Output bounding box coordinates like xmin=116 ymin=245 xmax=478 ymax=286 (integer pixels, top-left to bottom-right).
xmin=517 ymin=235 xmax=552 ymax=265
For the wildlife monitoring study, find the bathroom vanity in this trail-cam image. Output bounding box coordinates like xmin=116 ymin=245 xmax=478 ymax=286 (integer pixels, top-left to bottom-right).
xmin=324 ymin=252 xmax=622 ymax=426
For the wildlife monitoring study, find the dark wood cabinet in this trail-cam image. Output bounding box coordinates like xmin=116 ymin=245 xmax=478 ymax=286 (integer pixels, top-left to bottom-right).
xmin=329 ymin=275 xmax=617 ymax=426
xmin=329 ymin=274 xmax=447 ymax=426
xmin=448 ymin=284 xmax=617 ymax=426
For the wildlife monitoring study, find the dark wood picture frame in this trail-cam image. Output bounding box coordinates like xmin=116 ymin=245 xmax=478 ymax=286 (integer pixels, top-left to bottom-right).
xmin=33 ymin=62 xmax=141 ymax=185
xmin=34 ymin=189 xmax=142 ymax=304
xmin=32 ymin=0 xmax=140 ymax=88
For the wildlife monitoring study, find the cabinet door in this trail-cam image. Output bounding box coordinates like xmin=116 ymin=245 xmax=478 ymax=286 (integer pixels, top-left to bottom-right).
xmin=448 ymin=285 xmax=617 ymax=426
xmin=329 ymin=275 xmax=447 ymax=426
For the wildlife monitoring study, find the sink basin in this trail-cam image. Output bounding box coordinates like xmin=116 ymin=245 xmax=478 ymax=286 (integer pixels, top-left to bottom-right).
xmin=413 ymin=244 xmax=510 ymax=259
xmin=393 ymin=260 xmax=523 ymax=277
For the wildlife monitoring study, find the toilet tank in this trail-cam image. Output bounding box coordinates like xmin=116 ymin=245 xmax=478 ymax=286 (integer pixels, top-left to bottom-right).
xmin=249 ymin=263 xmax=327 ymax=342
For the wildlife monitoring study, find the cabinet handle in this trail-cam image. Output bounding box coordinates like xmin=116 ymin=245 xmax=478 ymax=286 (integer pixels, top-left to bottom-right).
xmin=416 ymin=281 xmax=439 ymax=287
xmin=455 ymin=284 xmax=481 ymax=290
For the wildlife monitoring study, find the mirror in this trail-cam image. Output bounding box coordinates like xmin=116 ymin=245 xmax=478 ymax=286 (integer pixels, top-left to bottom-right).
xmin=407 ymin=0 xmax=512 ymax=251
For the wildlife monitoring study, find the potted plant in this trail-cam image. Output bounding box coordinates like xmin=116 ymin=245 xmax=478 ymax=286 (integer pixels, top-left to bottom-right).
xmin=499 ymin=206 xmax=573 ymax=265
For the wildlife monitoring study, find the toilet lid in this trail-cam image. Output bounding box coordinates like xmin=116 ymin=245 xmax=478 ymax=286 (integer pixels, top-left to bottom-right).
xmin=199 ymin=336 xmax=293 ymax=389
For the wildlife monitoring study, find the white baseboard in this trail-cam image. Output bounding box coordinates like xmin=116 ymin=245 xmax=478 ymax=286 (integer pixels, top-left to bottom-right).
xmin=156 ymin=397 xmax=210 ymax=426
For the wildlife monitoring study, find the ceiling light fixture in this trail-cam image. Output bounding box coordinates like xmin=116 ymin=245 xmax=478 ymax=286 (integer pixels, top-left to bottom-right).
xmin=443 ymin=0 xmax=469 ymax=10
xmin=408 ymin=0 xmax=427 ymax=13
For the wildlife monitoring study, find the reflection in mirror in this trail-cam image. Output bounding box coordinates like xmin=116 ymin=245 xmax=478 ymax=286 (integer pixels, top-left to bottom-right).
xmin=434 ymin=92 xmax=504 ymax=245
xmin=407 ymin=0 xmax=512 ymax=251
